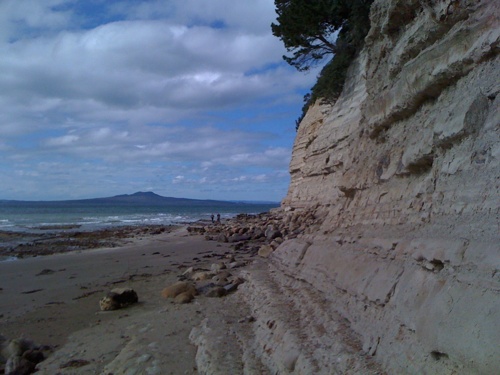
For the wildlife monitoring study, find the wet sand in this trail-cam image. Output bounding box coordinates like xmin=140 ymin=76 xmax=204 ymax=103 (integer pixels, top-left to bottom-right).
xmin=0 ymin=225 xmax=240 ymax=374
xmin=0 ymin=225 xmax=173 ymax=259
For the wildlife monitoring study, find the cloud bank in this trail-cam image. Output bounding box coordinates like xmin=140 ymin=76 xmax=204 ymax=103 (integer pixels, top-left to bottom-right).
xmin=0 ymin=0 xmax=318 ymax=201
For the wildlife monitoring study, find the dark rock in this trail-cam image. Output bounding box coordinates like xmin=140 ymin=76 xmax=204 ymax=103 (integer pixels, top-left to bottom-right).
xmin=265 ymin=225 xmax=282 ymax=241
xmin=252 ymin=229 xmax=265 ymax=239
xmin=2 ymin=338 xmax=35 ymax=358
xmin=223 ymin=283 xmax=239 ymax=293
xmin=217 ymin=234 xmax=228 ymax=243
xmin=5 ymin=355 xmax=36 ymax=375
xmin=99 ymin=288 xmax=138 ymax=311
xmin=211 ymin=262 xmax=226 ymax=273
xmin=206 ymin=286 xmax=227 ymax=298
xmin=22 ymin=349 xmax=44 ymax=364
xmin=228 ymin=234 xmax=251 ymax=243
xmin=196 ymin=282 xmax=216 ymax=295
xmin=228 ymin=261 xmax=246 ymax=269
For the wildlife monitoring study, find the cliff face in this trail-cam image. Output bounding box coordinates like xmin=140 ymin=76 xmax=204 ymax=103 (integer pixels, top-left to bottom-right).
xmin=188 ymin=1 xmax=499 ymax=373
xmin=279 ymin=0 xmax=499 ymax=373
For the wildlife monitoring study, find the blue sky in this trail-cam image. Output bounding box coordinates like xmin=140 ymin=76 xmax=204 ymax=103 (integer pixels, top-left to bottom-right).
xmin=0 ymin=0 xmax=319 ymax=202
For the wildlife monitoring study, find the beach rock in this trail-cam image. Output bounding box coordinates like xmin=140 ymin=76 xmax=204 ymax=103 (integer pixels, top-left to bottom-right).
xmin=1 ymin=338 xmax=35 ymax=359
xmin=274 ymin=237 xmax=284 ymax=245
xmin=196 ymin=282 xmax=216 ymax=296
xmin=99 ymin=288 xmax=138 ymax=311
xmin=5 ymin=355 xmax=36 ymax=375
xmin=174 ymin=292 xmax=194 ymax=304
xmin=227 ymin=276 xmax=244 ymax=286
xmin=266 ymin=229 xmax=282 ymax=241
xmin=252 ymin=229 xmax=265 ymax=239
xmin=187 ymin=226 xmax=205 ymax=234
xmin=258 ymin=245 xmax=274 ymax=258
xmin=161 ymin=281 xmax=197 ymax=299
xmin=223 ymin=283 xmax=239 ymax=293
xmin=228 ymin=261 xmax=246 ymax=269
xmin=206 ymin=286 xmax=227 ymax=298
xmin=192 ymin=271 xmax=211 ymax=281
xmin=0 ymin=338 xmax=45 ymax=375
xmin=210 ymin=262 xmax=226 ymax=273
xmin=21 ymin=349 xmax=44 ymax=364
xmin=228 ymin=234 xmax=251 ymax=243
xmin=217 ymin=234 xmax=228 ymax=243
xmin=212 ymin=276 xmax=228 ymax=286
xmin=211 ymin=274 xmax=228 ymax=286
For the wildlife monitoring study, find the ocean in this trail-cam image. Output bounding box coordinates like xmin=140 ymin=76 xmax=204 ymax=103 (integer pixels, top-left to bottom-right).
xmin=0 ymin=201 xmax=280 ymax=233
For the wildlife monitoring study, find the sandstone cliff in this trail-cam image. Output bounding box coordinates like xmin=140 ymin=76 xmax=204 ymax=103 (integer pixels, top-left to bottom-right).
xmin=279 ymin=0 xmax=500 ymax=373
xmin=190 ymin=1 xmax=499 ymax=374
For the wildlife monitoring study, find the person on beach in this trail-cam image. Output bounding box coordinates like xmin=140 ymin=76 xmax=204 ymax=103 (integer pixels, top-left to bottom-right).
xmin=211 ymin=214 xmax=214 ymax=223
xmin=216 ymin=213 xmax=220 ymax=223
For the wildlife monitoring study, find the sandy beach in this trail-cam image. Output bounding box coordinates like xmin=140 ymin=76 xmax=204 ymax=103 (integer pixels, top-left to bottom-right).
xmin=0 ymin=225 xmax=252 ymax=374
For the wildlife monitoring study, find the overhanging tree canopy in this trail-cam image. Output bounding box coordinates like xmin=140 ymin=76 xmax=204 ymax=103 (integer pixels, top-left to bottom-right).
xmin=272 ymin=0 xmax=373 ymax=71
xmin=271 ymin=0 xmax=374 ymax=128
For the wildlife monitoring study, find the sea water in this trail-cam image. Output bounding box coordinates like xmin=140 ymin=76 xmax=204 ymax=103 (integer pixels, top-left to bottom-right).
xmin=0 ymin=201 xmax=280 ymax=232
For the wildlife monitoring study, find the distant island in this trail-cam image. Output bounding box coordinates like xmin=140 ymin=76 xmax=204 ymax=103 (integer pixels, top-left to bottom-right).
xmin=0 ymin=191 xmax=278 ymax=207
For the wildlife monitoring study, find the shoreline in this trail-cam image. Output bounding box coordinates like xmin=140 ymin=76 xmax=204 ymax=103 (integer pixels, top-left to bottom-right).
xmin=0 ymin=224 xmax=184 ymax=261
xmin=0 ymin=213 xmax=282 ymax=374
xmin=0 ymin=210 xmax=291 ymax=374
xmin=0 ymin=224 xmax=233 ymax=374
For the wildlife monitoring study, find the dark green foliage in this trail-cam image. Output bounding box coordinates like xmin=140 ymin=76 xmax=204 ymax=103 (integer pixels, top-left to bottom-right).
xmin=308 ymin=35 xmax=355 ymax=104
xmin=272 ymin=0 xmax=343 ymax=72
xmin=272 ymin=0 xmax=374 ymax=130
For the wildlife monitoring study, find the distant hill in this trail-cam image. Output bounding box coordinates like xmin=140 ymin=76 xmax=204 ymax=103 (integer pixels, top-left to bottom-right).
xmin=0 ymin=191 xmax=246 ymax=207
xmin=88 ymin=191 xmax=238 ymax=206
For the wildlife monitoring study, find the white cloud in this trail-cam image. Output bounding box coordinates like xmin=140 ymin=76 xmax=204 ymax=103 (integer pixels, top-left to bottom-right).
xmin=35 ymin=124 xmax=284 ymax=168
xmin=0 ymin=0 xmax=314 ymax=201
xmin=172 ymin=175 xmax=185 ymax=184
xmin=0 ymin=16 xmax=305 ymax=136
xmin=110 ymin=0 xmax=277 ymax=34
xmin=45 ymin=134 xmax=79 ymax=146
xmin=0 ymin=0 xmax=72 ymax=42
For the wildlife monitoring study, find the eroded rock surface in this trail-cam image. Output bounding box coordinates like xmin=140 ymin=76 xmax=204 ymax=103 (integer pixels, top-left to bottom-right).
xmin=191 ymin=0 xmax=500 ymax=374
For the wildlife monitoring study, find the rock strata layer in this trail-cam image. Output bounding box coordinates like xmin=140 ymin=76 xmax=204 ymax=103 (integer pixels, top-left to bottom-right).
xmin=191 ymin=0 xmax=499 ymax=374
xmin=279 ymin=0 xmax=499 ymax=373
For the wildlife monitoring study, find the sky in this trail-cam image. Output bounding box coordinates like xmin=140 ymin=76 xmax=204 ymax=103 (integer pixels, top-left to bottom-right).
xmin=0 ymin=0 xmax=319 ymax=202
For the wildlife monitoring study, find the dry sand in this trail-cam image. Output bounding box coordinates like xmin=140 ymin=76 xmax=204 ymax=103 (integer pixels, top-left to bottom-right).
xmin=0 ymin=226 xmax=248 ymax=374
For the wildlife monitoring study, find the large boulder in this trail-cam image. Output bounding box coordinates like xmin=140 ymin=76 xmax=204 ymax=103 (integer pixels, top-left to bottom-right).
xmin=174 ymin=292 xmax=195 ymax=304
xmin=0 ymin=337 xmax=46 ymax=375
xmin=99 ymin=288 xmax=138 ymax=311
xmin=161 ymin=281 xmax=197 ymax=300
xmin=265 ymin=225 xmax=282 ymax=241
xmin=258 ymin=245 xmax=274 ymax=258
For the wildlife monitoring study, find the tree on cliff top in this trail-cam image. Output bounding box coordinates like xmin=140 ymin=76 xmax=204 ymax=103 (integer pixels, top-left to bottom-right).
xmin=272 ymin=0 xmax=374 ymax=128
